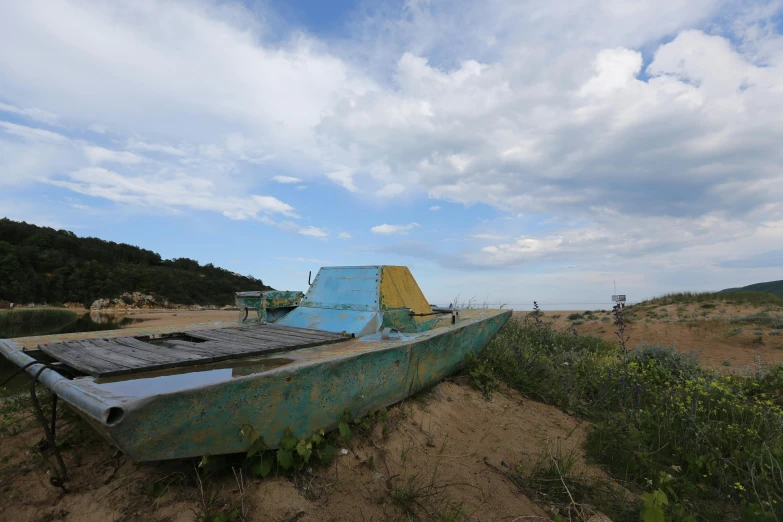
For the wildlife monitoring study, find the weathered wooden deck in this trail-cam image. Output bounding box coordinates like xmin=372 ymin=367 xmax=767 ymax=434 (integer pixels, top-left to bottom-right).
xmin=38 ymin=324 xmax=348 ymax=377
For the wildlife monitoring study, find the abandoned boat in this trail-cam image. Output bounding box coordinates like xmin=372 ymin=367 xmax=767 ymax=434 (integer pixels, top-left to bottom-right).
xmin=0 ymin=266 xmax=510 ymax=463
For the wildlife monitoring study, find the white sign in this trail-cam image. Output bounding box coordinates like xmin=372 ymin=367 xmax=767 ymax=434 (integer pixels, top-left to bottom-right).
xmin=612 ymin=295 xmax=626 ymax=302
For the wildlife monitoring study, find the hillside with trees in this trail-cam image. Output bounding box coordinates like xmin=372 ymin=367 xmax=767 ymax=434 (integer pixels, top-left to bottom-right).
xmin=721 ymin=279 xmax=783 ymax=299
xmin=0 ymin=218 xmax=271 ymax=306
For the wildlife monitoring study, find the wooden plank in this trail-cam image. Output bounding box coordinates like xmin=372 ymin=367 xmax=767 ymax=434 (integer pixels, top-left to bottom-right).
xmin=89 ymin=339 xmax=223 ymax=375
xmin=184 ymin=330 xmax=239 ymax=342
xmin=260 ymin=323 xmax=347 ymax=339
xmin=162 ymin=340 xmax=248 ymax=357
xmin=97 ymin=339 xmax=184 ymax=364
xmin=187 ymin=329 xmax=281 ymax=349
xmin=232 ymin=327 xmax=332 ymax=345
xmin=111 ymin=337 xmax=204 ymax=361
xmin=39 ymin=342 xmax=120 ymax=376
xmin=232 ymin=328 xmax=315 ymax=344
xmin=39 ymin=324 xmax=352 ymax=378
xmin=67 ymin=339 xmax=152 ymax=370
xmin=255 ymin=324 xmax=345 ymax=341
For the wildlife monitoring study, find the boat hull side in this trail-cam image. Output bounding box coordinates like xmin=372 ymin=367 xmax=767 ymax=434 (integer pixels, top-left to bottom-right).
xmin=104 ymin=309 xmax=511 ymax=461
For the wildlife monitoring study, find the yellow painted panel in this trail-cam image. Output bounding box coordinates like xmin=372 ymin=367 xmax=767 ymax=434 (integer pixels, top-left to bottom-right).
xmin=379 ymin=266 xmax=433 ymax=317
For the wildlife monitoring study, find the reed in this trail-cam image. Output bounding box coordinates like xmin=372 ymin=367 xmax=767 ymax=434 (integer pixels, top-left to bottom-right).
xmin=0 ymin=308 xmax=78 ymax=327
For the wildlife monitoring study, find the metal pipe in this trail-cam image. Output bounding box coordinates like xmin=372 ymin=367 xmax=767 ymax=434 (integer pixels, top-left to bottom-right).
xmin=0 ymin=339 xmax=123 ymax=425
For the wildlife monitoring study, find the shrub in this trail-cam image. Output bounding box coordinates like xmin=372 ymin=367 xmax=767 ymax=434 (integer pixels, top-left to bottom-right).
xmin=480 ymin=313 xmax=783 ymax=520
xmin=730 ymin=313 xmax=779 ymax=326
xmin=627 ymin=343 xmax=701 ymax=380
xmin=567 ymin=313 xmax=584 ymax=321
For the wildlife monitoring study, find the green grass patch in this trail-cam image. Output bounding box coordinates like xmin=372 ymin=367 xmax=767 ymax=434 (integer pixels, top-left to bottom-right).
xmin=477 ymin=316 xmax=783 ymax=520
xmin=567 ymin=313 xmax=584 ymax=321
xmin=0 ymin=308 xmax=77 ymax=327
xmin=643 ymin=291 xmax=782 ymax=307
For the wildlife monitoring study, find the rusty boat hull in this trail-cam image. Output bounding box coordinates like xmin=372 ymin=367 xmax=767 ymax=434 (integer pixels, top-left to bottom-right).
xmin=0 ymin=307 xmax=509 ymax=461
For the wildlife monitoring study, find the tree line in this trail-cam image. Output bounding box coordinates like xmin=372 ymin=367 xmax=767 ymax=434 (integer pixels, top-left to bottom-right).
xmin=0 ymin=218 xmax=271 ymax=306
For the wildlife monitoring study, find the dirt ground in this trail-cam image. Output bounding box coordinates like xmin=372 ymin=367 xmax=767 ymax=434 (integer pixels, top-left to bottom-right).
xmin=515 ymin=301 xmax=783 ymax=369
xmin=0 ymin=379 xmax=604 ymax=521
xmin=107 ymin=310 xmax=241 ymax=329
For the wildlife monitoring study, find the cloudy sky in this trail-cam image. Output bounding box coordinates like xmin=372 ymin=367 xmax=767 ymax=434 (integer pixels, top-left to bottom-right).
xmin=1 ymin=0 xmax=782 ymax=308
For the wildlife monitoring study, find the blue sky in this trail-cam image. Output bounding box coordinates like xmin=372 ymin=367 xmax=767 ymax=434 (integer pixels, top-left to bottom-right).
xmin=1 ymin=0 xmax=783 ymax=309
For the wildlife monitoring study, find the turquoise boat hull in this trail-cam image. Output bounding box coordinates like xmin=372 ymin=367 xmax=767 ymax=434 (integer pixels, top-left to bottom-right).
xmin=0 ymin=308 xmax=509 ymax=461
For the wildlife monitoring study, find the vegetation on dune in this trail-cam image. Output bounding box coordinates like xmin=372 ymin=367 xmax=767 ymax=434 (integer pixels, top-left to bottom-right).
xmin=722 ymin=280 xmax=783 ymax=300
xmin=0 ymin=218 xmax=271 ymax=307
xmin=643 ymin=291 xmax=782 ymax=307
xmin=471 ymin=304 xmax=783 ymax=521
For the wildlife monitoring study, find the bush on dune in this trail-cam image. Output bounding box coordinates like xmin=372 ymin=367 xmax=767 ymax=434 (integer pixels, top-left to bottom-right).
xmin=477 ymin=308 xmax=783 ymax=520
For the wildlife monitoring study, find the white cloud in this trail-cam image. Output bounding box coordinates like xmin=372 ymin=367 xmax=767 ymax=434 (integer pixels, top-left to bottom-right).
xmin=0 ymin=121 xmax=69 ymax=143
xmin=375 ymin=183 xmax=405 ymax=197
xmin=83 ymin=145 xmax=145 ymax=165
xmin=272 ymin=175 xmax=302 ymax=184
xmin=467 ymin=212 xmax=752 ymax=267
xmin=429 ymin=206 xmax=441 ymax=211
xmin=338 ymin=231 xmax=351 ymax=239
xmin=277 ymin=256 xmax=329 ymax=263
xmin=49 ymin=166 xmax=298 ymax=220
xmin=0 ymin=1 xmax=374 ymax=148
xmin=0 ymin=102 xmax=59 ymax=125
xmin=371 ymin=222 xmax=420 ymax=235
xmin=126 ymin=138 xmax=186 ymax=156
xmin=471 ymin=233 xmax=507 ymax=240
xmin=251 ymin=195 xmax=298 ymax=218
xmin=298 ymin=226 xmax=328 ymax=239
xmin=327 ymin=169 xmax=358 ymax=192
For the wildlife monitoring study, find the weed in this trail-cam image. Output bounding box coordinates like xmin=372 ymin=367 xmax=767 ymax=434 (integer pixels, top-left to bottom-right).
xmin=510 ymin=439 xmax=637 ymax=521
xmin=568 ymin=313 xmax=584 ymax=321
xmin=728 ymin=327 xmax=743 ymax=336
xmin=770 ymin=332 xmax=782 ymax=337
xmin=550 ymin=314 xmax=561 ymax=319
xmin=465 ymin=352 xmax=496 ymax=398
xmin=701 ymin=303 xmax=717 ymax=309
xmin=722 ymin=360 xmax=731 ymax=367
xmin=571 ymin=319 xmax=585 ymax=326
